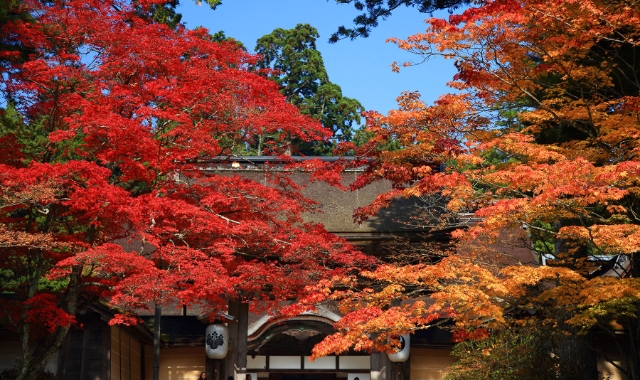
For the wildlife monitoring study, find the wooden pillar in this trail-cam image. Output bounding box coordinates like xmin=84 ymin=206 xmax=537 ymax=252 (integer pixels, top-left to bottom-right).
xmin=388 ymin=357 xmax=396 ymax=380
xmin=391 ymin=355 xmax=410 ymax=380
xmin=103 ymin=325 xmax=112 ymax=380
xmin=394 ymin=363 xmax=404 ymax=380
xmin=56 ymin=333 xmax=70 ymax=380
xmin=153 ymin=304 xmax=162 ymax=380
xmin=237 ymin=302 xmax=249 ymax=375
xmin=371 ymin=352 xmax=391 ymax=380
xmin=402 ymin=357 xmax=410 ymax=380
xmin=215 ymin=360 xmax=221 ymax=380
xmin=206 ymin=357 xmax=215 ymax=380
xmin=224 ymin=300 xmax=249 ymax=380
xmin=224 ymin=301 xmax=240 ymax=380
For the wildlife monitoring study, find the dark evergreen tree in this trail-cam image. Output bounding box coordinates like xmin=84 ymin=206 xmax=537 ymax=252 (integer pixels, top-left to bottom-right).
xmin=330 ymin=0 xmax=473 ymax=42
xmin=255 ymin=24 xmax=364 ymax=155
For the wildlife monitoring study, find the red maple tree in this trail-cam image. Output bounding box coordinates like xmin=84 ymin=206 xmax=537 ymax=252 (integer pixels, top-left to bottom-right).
xmin=0 ymin=1 xmax=373 ymax=379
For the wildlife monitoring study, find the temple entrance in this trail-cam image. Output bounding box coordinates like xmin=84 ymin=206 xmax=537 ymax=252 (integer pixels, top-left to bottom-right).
xmin=247 ymin=313 xmax=369 ymax=380
xmin=269 ymin=373 xmax=336 ymax=380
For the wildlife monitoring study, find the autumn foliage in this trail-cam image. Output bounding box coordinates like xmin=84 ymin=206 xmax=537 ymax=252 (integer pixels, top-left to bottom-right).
xmin=0 ymin=1 xmax=372 ymax=379
xmin=315 ymin=0 xmax=640 ymax=378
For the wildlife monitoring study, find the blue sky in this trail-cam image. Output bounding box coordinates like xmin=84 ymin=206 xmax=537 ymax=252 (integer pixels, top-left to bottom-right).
xmin=177 ymin=1 xmax=457 ymax=116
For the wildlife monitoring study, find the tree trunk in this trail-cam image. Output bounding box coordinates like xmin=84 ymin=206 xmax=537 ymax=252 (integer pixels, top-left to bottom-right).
xmin=19 ymin=326 xmax=71 ymax=380
xmin=554 ymin=330 xmax=598 ymax=380
xmin=630 ymin=253 xmax=640 ymax=380
xmin=17 ymin=266 xmax=81 ymax=380
xmin=552 ymin=221 xmax=598 ymax=380
xmin=257 ymin=135 xmax=263 ymax=156
xmin=627 ymin=315 xmax=640 ymax=380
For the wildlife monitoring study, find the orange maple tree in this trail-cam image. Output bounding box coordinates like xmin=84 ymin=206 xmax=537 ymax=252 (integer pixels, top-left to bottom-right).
xmin=0 ymin=1 xmax=373 ymax=379
xmin=309 ymin=0 xmax=640 ymax=378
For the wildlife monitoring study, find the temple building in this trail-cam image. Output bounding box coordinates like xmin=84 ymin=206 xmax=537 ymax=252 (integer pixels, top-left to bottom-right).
xmin=1 ymin=157 xmax=627 ymax=380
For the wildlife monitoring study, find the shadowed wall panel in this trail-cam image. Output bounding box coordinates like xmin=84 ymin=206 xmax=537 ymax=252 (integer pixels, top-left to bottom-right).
xmin=112 ymin=326 xmax=143 ymax=380
xmin=409 ymin=349 xmax=455 ymax=380
xmin=143 ymin=346 xmax=205 ymax=380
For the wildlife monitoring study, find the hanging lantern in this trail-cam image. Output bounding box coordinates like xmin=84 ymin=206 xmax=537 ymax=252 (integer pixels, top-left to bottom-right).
xmin=387 ymin=334 xmax=410 ymax=362
xmin=206 ymin=324 xmax=229 ymax=359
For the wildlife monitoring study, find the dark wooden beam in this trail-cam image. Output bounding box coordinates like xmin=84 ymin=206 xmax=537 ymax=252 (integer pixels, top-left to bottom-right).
xmin=225 ymin=300 xmax=240 ymax=380
xmin=153 ymin=303 xmax=162 ymax=380
xmin=206 ymin=357 xmax=215 ymax=380
xmin=80 ymin=327 xmax=90 ymax=380
xmin=370 ymin=351 xmax=391 ymax=380
xmin=237 ymin=303 xmax=249 ymax=373
xmin=56 ymin=332 xmax=70 ymax=380
xmin=103 ymin=325 xmax=111 ymax=380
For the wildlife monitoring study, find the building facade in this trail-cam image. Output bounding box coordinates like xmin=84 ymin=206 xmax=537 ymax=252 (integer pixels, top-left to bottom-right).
xmin=0 ymin=157 xmax=629 ymax=380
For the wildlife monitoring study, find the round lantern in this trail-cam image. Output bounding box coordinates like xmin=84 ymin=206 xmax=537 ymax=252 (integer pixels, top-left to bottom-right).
xmin=205 ymin=324 xmax=229 ymax=359
xmin=387 ymin=334 xmax=410 ymax=362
